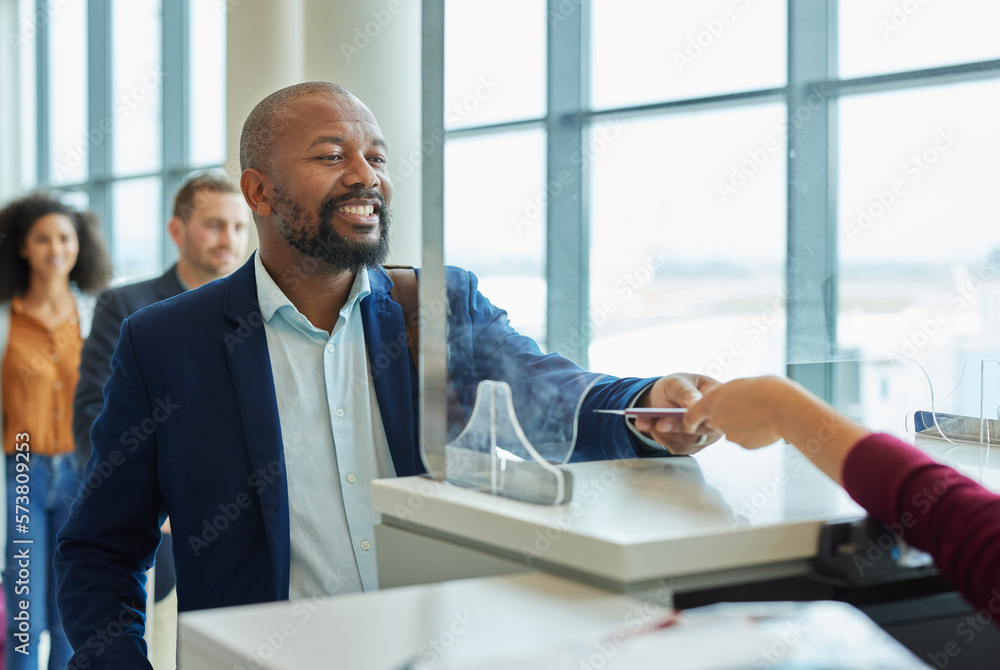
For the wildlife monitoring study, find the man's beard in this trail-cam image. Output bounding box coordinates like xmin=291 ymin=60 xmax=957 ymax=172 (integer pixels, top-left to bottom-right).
xmin=273 ymin=187 xmax=391 ymax=273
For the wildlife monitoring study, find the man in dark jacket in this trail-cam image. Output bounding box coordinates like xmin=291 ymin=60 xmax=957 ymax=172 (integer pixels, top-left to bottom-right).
xmin=72 ymin=171 xmax=248 ymax=670
xmin=58 ymin=83 xmax=718 ymax=670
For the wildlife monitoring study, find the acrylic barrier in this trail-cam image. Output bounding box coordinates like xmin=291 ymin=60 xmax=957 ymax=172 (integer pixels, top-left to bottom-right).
xmin=422 ymin=351 xmax=999 ymax=506
xmin=416 ymin=287 xmax=608 ymax=504
xmin=788 ymin=356 xmax=997 ymax=478
xmin=443 ymin=376 xmax=604 ymax=505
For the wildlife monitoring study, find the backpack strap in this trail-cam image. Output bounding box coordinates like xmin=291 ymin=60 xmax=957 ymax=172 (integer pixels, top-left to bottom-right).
xmin=384 ymin=265 xmax=421 ymax=366
xmin=383 ymin=266 xmax=467 ymax=434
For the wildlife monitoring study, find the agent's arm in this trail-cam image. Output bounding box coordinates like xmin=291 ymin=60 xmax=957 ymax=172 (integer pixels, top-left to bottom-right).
xmin=685 ymin=375 xmax=1000 ymax=618
xmin=683 ymin=376 xmax=870 ymax=483
xmin=450 ymin=267 xmax=720 ymax=457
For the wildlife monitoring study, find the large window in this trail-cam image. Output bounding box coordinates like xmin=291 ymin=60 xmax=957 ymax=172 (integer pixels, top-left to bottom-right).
xmin=17 ymin=0 xmax=226 ymax=282
xmin=436 ymin=0 xmax=1000 ymax=431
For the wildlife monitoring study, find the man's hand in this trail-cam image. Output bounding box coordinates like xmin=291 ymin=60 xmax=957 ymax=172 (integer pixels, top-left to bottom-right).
xmin=632 ymin=373 xmax=723 ymax=454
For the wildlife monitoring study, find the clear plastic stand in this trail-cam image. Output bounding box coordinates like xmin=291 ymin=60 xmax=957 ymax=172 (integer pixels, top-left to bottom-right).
xmin=786 ymin=356 xmax=936 ymax=436
xmin=445 ymin=381 xmax=571 ymax=504
xmin=442 ymin=374 xmax=606 ymax=505
xmin=907 ymin=358 xmax=1000 ymax=446
xmin=902 ymin=357 xmax=999 ymax=486
xmin=786 ymin=356 xmax=996 ymax=484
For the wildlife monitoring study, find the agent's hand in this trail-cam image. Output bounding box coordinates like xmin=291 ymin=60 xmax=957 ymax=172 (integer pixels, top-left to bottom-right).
xmin=685 ymin=375 xmax=872 ymax=486
xmin=683 ymin=376 xmax=791 ymax=449
xmin=632 ymin=373 xmax=723 ymax=454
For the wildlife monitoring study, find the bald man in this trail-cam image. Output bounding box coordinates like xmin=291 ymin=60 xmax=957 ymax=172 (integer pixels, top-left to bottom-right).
xmin=54 ymin=83 xmax=718 ymax=669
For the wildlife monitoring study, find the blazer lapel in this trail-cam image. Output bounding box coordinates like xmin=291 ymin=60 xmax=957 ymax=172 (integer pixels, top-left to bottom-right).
xmin=363 ymin=268 xmax=423 ymax=476
xmin=222 ymin=254 xmax=290 ymax=600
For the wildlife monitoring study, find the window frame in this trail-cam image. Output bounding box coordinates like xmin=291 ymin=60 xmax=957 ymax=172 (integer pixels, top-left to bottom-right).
xmin=29 ymin=0 xmax=222 ymax=278
xmin=426 ymin=0 xmax=1000 ymax=399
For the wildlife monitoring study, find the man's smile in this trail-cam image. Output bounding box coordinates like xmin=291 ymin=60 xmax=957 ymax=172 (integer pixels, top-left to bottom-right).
xmin=332 ymin=198 xmax=381 ymax=225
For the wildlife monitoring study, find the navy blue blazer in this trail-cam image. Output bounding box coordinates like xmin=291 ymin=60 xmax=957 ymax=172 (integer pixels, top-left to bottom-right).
xmin=72 ymin=265 xmax=185 ymax=604
xmin=74 ymin=266 xmax=185 ymax=466
xmin=55 ymin=254 xmax=655 ymax=668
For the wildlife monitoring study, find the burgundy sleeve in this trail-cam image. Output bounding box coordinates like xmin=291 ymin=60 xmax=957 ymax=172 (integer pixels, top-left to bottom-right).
xmin=842 ymin=433 xmax=1000 ymax=615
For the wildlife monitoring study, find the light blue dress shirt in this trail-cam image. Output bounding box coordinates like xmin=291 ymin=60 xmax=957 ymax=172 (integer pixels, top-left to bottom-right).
xmin=254 ymin=254 xmax=396 ymax=599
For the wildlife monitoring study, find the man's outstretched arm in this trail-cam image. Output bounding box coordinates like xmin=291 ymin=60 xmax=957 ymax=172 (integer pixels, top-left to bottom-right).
xmin=449 ymin=267 xmax=720 ymax=459
xmin=57 ymin=318 xmax=163 ymax=670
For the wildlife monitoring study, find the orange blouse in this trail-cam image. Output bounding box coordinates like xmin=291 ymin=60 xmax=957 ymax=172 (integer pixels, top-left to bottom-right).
xmin=2 ymin=297 xmax=82 ymax=456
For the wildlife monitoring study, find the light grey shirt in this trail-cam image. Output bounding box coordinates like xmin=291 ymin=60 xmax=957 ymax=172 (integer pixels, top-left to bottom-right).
xmin=254 ymin=254 xmax=395 ymax=599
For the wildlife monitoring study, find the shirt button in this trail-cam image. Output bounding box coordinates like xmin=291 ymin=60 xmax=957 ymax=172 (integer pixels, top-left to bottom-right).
xmin=347 ymin=473 xmax=356 ymax=483
xmin=327 ymin=343 xmax=335 ymax=353
xmin=360 ymin=540 xmax=371 ymax=551
xmin=54 ymin=411 xmax=62 ymax=420
xmin=53 ymin=381 xmax=63 ymax=390
xmin=336 ymin=408 xmax=345 ymax=418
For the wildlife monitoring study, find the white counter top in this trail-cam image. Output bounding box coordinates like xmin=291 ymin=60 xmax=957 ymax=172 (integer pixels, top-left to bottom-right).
xmin=179 ymin=572 xmax=669 ymax=670
xmin=372 ymin=441 xmax=866 ymax=589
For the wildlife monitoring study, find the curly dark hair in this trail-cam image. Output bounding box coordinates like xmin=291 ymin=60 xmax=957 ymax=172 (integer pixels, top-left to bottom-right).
xmin=0 ymin=192 xmax=112 ymax=301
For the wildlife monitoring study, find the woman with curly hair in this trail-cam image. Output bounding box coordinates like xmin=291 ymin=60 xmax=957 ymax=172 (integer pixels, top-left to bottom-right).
xmin=0 ymin=193 xmax=110 ymax=670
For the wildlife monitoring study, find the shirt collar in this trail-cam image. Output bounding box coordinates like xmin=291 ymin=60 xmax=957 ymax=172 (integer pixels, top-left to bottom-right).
xmin=254 ymin=252 xmax=372 ymax=329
